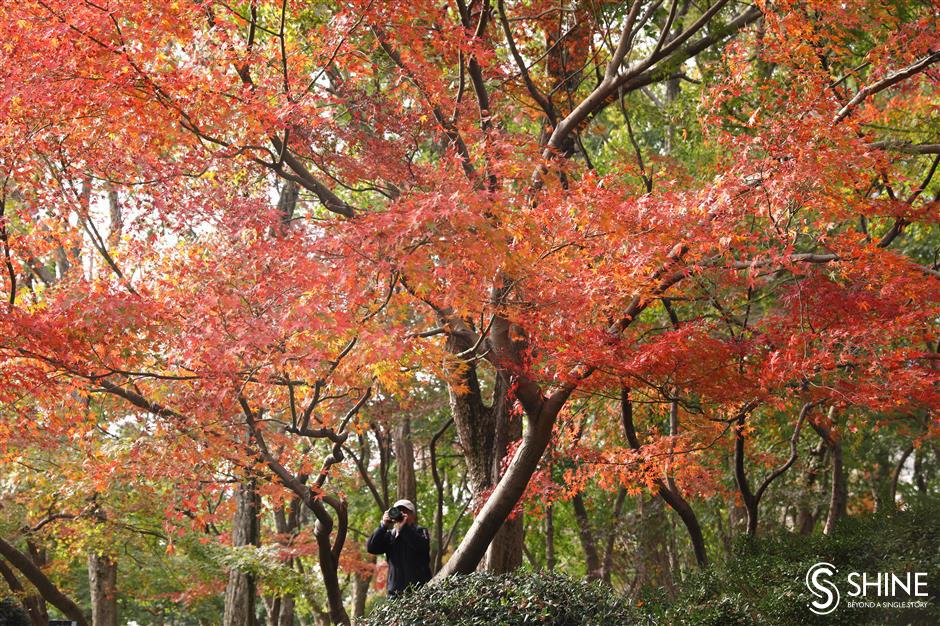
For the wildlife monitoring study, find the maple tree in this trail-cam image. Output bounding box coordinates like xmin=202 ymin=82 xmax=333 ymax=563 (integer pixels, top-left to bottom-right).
xmin=0 ymin=0 xmax=937 ymax=623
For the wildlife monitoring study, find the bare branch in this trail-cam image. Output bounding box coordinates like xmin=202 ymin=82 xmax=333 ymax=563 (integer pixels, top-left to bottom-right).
xmin=835 ymin=51 xmax=940 ymax=123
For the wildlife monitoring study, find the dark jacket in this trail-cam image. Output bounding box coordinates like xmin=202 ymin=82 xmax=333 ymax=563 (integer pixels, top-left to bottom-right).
xmin=366 ymin=523 xmax=432 ymax=596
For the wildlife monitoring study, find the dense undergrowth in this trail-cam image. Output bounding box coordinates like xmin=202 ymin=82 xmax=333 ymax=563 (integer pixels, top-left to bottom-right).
xmin=362 ymin=499 xmax=939 ymax=626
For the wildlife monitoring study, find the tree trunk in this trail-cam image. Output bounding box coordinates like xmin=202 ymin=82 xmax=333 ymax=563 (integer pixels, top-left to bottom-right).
xmin=571 ymin=494 xmax=603 ymax=580
xmin=634 ymin=496 xmax=674 ymax=596
xmin=811 ymin=407 xmax=846 ymax=535
xmin=734 ymin=402 xmax=809 ymax=538
xmin=483 ymin=514 xmax=524 ymax=573
xmin=0 ymin=558 xmax=47 ymax=626
xmin=273 ymin=180 xmax=300 ymax=236
xmin=483 ymin=402 xmax=524 ymax=573
xmin=313 ymin=502 xmax=350 ymax=626
xmin=394 ymin=415 xmax=417 ymax=502
xmin=545 ymin=505 xmax=555 ymax=572
xmin=434 ymin=389 xmax=562 ymax=577
xmin=266 ymin=506 xmax=297 ymax=626
xmin=914 ymin=447 xmax=928 ymax=494
xmin=796 ymin=440 xmax=827 ymax=534
xmin=277 ymin=597 xmax=295 ymax=626
xmin=246 ymin=412 xmax=350 ymax=625
xmin=733 ymin=413 xmax=761 ymax=537
xmin=825 ymin=438 xmax=846 ymax=535
xmin=352 ymin=570 xmax=371 ymax=621
xmin=890 ymin=444 xmax=915 ymax=508
xmin=265 ymin=597 xmax=281 ymax=626
xmin=88 ymin=553 xmax=118 ymax=626
xmin=0 ymin=537 xmax=88 ymax=626
xmin=429 ymin=419 xmax=452 ymax=573
xmin=224 ymin=480 xmax=260 ymax=626
xmin=264 ymin=595 xmax=296 ymax=626
xmin=621 ymin=388 xmax=708 ymax=567
xmin=106 ymin=185 xmax=123 ymax=245
xmin=824 ymin=437 xmax=846 ymax=535
xmin=443 ymin=335 xmax=523 ymax=573
xmin=601 ymin=489 xmax=627 ymax=584
xmin=870 ymin=444 xmax=893 ymax=513
xmin=657 ymin=484 xmax=709 ymax=568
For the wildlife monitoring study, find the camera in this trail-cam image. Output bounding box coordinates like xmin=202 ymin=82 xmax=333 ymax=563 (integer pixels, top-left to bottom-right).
xmin=387 ymin=505 xmax=405 ymax=522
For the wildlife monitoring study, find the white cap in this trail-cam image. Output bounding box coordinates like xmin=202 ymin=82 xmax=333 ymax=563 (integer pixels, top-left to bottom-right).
xmin=393 ymin=499 xmax=416 ymax=514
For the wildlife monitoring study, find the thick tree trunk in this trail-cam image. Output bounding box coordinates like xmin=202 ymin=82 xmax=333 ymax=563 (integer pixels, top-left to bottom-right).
xmin=434 ymin=391 xmax=563 ymax=577
xmin=825 ymin=440 xmax=846 ymax=535
xmin=273 ymin=180 xmax=299 ymax=236
xmin=106 ymin=185 xmax=123 ymax=245
xmin=824 ymin=438 xmax=846 ymax=535
xmin=483 ymin=402 xmax=524 ymax=573
xmin=265 ymin=597 xmax=281 ymax=626
xmin=914 ymin=447 xmax=928 ymax=493
xmin=277 ymin=597 xmax=295 ymax=626
xmin=264 ymin=595 xmax=297 ymax=626
xmin=224 ymin=480 xmax=260 ymax=626
xmin=443 ymin=335 xmax=523 ymax=573
xmin=483 ymin=514 xmax=524 ymax=573
xmin=88 ymin=553 xmax=118 ymax=626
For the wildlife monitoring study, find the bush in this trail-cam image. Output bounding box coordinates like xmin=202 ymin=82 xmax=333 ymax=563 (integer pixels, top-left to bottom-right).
xmin=647 ymin=497 xmax=940 ymax=626
xmin=363 ymin=501 xmax=939 ymax=626
xmin=0 ymin=598 xmax=31 ymax=626
xmin=359 ymin=571 xmax=643 ymax=626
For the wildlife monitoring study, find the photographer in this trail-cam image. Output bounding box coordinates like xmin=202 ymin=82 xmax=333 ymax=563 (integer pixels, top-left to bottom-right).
xmin=366 ymin=499 xmax=432 ymax=597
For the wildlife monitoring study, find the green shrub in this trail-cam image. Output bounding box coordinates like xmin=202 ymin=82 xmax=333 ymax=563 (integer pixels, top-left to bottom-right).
xmin=362 ymin=501 xmax=938 ymax=626
xmin=648 ymin=497 xmax=940 ymax=626
xmin=359 ymin=571 xmax=643 ymax=626
xmin=0 ymin=598 xmax=31 ymax=626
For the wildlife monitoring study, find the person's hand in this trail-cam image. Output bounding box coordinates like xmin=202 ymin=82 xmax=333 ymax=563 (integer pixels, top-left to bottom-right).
xmin=381 ymin=511 xmax=394 ymax=527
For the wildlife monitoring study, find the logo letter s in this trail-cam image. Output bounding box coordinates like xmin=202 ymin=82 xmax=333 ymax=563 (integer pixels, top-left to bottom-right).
xmin=806 ymin=562 xmax=840 ymax=615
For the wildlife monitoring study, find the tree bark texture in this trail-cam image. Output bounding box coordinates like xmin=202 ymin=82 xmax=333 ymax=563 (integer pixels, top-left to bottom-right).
xmin=571 ymin=494 xmax=603 ymax=580
xmin=88 ymin=553 xmax=118 ymax=626
xmin=443 ymin=334 xmax=523 ymax=573
xmin=352 ymin=568 xmax=372 ymax=621
xmin=224 ymin=480 xmax=260 ymax=626
xmin=811 ymin=407 xmax=847 ymax=535
xmin=394 ymin=415 xmax=417 ymax=503
xmin=634 ymin=496 xmax=674 ymax=596
xmin=796 ymin=440 xmax=827 ymax=534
